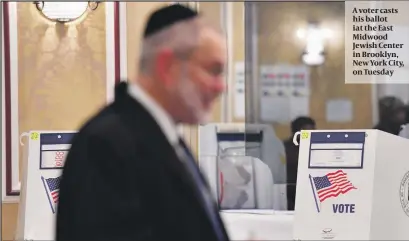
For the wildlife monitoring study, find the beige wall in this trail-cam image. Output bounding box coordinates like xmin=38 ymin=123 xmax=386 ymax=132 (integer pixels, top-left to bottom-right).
xmin=232 ymin=2 xmax=245 ymax=123
xmin=126 ymin=2 xmax=167 ymax=80
xmin=256 ymin=2 xmax=373 ymax=139
xmin=2 ymin=203 xmax=18 ymax=241
xmin=3 ymin=3 xmax=107 ymax=240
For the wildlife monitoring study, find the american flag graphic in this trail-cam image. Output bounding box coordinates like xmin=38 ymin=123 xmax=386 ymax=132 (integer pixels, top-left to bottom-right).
xmin=45 ymin=176 xmax=61 ymax=203
xmin=312 ymin=170 xmax=356 ymax=203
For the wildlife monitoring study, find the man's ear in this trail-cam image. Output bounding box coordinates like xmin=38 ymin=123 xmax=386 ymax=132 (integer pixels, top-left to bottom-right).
xmin=155 ymin=49 xmax=174 ymax=86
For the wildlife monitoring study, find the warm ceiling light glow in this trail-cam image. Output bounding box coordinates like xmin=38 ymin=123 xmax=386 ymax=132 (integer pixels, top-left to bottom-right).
xmin=296 ymin=29 xmax=306 ymax=39
xmin=297 ymin=23 xmax=332 ymax=66
xmin=35 ymin=2 xmax=98 ymax=23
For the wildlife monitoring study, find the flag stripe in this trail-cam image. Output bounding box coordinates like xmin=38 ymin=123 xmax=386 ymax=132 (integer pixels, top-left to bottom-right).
xmin=318 ymin=178 xmax=351 ymax=194
xmin=51 ymin=191 xmax=59 ymax=203
xmin=319 ymin=186 xmax=356 ymax=202
xmin=318 ymin=183 xmax=355 ymax=201
xmin=318 ymin=186 xmax=355 ymax=202
xmin=45 ymin=176 xmax=61 ymax=204
xmin=318 ymin=182 xmax=353 ymax=197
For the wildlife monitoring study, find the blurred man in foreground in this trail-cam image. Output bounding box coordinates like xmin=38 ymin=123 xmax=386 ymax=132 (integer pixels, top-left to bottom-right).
xmin=283 ymin=116 xmax=316 ymax=210
xmin=56 ymin=5 xmax=229 ymax=241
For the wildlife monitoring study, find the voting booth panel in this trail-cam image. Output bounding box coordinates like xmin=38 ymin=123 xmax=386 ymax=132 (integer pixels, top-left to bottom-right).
xmin=293 ymin=130 xmax=409 ymax=240
xmin=200 ymin=155 xmax=275 ymax=209
xmin=16 ymin=131 xmax=75 ymax=241
xmin=199 ymin=123 xmax=287 ymax=210
xmin=221 ymin=210 xmax=294 ymax=240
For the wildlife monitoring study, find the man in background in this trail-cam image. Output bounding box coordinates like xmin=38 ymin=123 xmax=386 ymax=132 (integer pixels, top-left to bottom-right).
xmin=398 ymin=104 xmax=409 ymax=138
xmin=283 ymin=116 xmax=316 ymax=210
xmin=56 ymin=5 xmax=229 ymax=241
xmin=374 ymin=96 xmax=406 ymax=135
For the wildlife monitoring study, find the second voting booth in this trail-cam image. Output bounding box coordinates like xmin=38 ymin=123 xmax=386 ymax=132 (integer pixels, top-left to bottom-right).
xmin=198 ymin=123 xmax=287 ymax=210
xmin=16 ymin=131 xmax=75 ymax=240
xmin=293 ymin=130 xmax=409 ymax=240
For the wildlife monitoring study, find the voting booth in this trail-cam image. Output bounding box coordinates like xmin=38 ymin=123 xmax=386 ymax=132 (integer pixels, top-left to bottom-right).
xmin=16 ymin=131 xmax=75 ymax=240
xmin=198 ymin=123 xmax=287 ymax=210
xmin=293 ymin=130 xmax=409 ymax=240
xmin=200 ymin=154 xmax=275 ymax=209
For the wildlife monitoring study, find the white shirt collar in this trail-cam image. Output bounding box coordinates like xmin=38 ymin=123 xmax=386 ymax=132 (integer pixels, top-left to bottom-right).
xmin=128 ymin=83 xmax=179 ymax=146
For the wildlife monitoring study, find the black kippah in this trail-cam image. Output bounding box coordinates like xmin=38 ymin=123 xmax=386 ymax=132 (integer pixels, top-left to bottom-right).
xmin=143 ymin=4 xmax=199 ymax=38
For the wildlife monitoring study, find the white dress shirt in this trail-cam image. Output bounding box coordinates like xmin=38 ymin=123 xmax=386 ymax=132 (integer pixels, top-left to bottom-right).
xmin=128 ymin=83 xmax=199 ymax=170
xmin=128 ymin=83 xmax=179 ymax=147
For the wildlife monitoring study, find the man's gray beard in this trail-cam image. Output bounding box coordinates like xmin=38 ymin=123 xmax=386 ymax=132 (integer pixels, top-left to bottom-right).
xmin=183 ymin=93 xmax=211 ymax=124
xmin=177 ymin=71 xmax=210 ymax=124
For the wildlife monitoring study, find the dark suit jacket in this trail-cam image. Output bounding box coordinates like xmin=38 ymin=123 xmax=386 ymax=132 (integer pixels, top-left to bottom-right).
xmin=56 ymin=82 xmax=229 ymax=241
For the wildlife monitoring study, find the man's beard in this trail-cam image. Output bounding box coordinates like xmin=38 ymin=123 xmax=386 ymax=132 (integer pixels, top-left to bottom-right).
xmin=176 ymin=68 xmax=211 ymax=124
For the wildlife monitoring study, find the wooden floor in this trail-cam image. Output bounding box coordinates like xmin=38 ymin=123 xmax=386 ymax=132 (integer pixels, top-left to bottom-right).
xmin=2 ymin=203 xmax=18 ymax=241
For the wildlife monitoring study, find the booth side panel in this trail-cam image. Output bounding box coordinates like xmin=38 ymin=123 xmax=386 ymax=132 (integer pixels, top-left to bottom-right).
xmin=15 ymin=141 xmax=30 ymax=240
xmin=370 ymin=132 xmax=409 ymax=240
xmin=292 ymin=137 xmax=312 ymax=239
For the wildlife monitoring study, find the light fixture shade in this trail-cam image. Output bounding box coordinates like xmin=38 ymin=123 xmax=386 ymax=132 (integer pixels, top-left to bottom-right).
xmin=36 ymin=2 xmax=91 ymax=23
